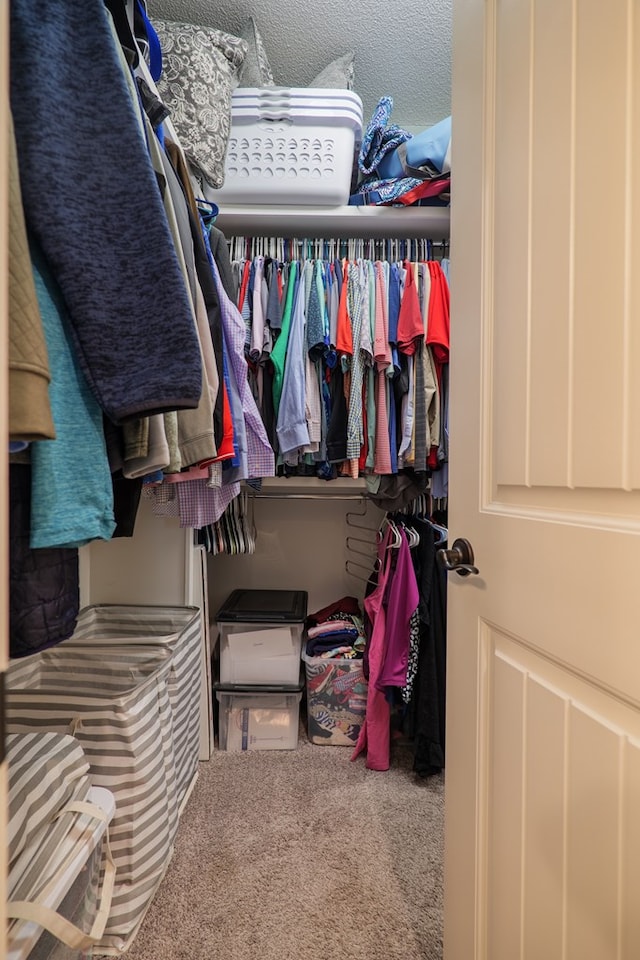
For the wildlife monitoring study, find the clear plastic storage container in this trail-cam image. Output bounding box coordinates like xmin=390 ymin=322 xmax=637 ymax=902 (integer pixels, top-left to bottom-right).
xmin=216 ymin=689 xmax=303 ymax=751
xmin=302 ymin=650 xmax=368 ymax=746
xmin=216 ymin=589 xmax=307 ymax=686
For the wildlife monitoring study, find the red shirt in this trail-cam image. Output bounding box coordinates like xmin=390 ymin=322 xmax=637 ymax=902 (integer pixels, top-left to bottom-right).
xmin=396 ymin=262 xmax=423 ymax=355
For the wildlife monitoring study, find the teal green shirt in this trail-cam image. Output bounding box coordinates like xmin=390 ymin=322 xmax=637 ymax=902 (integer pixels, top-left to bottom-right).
xmin=271 ymin=261 xmax=298 ymax=420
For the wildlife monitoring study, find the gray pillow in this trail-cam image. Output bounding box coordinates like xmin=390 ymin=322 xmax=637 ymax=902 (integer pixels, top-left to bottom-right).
xmin=154 ymin=19 xmax=247 ymax=188
xmin=310 ymin=52 xmax=355 ymax=91
xmin=236 ymin=16 xmax=355 ymax=91
xmin=238 ymin=16 xmax=275 ymax=87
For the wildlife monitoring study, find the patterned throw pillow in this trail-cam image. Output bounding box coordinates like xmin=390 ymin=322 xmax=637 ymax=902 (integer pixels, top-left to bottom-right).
xmin=153 ymin=19 xmax=247 ymax=188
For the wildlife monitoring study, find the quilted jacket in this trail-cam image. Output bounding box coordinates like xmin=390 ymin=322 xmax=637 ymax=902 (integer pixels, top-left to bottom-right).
xmin=9 ymin=464 xmax=79 ymax=658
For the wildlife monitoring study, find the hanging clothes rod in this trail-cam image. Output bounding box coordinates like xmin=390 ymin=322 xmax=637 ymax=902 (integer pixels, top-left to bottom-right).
xmin=228 ymin=234 xmax=448 ymax=263
xmin=246 ymin=492 xmax=367 ymax=501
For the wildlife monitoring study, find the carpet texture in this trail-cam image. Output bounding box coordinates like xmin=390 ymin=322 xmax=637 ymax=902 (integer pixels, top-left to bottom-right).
xmin=125 ymin=733 xmax=444 ymax=960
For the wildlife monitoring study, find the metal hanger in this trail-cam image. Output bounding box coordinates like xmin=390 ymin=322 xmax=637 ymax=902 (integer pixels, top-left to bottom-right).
xmin=345 ymin=559 xmax=378 ymax=583
xmin=345 ymin=535 xmax=378 ymax=560
xmin=345 ymin=501 xmax=378 ymax=532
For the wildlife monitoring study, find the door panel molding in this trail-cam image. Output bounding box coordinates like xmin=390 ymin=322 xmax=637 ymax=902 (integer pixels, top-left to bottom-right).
xmin=479 ymin=621 xmax=640 ymax=959
xmin=481 ymin=619 xmax=640 ymax=718
xmin=484 ymin=492 xmax=640 ymax=534
xmin=482 ymin=0 xmax=640 ymax=505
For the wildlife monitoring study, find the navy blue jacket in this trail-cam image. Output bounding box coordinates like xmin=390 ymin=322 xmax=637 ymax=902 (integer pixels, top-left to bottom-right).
xmin=10 ymin=0 xmax=202 ymax=424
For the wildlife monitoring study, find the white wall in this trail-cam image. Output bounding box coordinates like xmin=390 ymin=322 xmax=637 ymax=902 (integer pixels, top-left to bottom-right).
xmin=81 ymin=496 xmax=191 ymax=607
xmin=147 ymin=0 xmax=452 ymax=133
xmin=81 ymin=487 xmax=383 ymax=622
xmin=207 ymin=494 xmax=382 ymax=621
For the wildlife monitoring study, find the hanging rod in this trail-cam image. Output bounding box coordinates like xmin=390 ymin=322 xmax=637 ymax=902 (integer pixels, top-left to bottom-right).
xmin=244 ymin=478 xmax=369 ymax=499
xmin=246 ymin=492 xmax=366 ymax=501
xmin=229 ymin=234 xmax=447 ymax=263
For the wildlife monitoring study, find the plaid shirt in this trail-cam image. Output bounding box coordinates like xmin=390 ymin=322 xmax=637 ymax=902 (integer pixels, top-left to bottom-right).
xmin=212 ymin=260 xmax=275 ymax=480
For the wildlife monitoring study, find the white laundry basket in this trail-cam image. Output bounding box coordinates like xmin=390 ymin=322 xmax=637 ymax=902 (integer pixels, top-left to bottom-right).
xmin=208 ymin=87 xmax=363 ymax=205
xmin=6 ymin=644 xmax=179 ymax=955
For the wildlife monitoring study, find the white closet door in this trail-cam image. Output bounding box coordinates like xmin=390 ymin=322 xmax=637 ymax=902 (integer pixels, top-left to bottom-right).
xmin=446 ymin=0 xmax=640 ymax=957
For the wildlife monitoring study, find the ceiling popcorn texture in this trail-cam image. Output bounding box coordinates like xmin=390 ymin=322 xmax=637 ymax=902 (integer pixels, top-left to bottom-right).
xmin=146 ymin=0 xmax=452 ymax=134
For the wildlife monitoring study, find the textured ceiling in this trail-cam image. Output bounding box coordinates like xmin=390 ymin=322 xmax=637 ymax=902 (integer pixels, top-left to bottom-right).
xmin=146 ymin=0 xmax=452 ymax=134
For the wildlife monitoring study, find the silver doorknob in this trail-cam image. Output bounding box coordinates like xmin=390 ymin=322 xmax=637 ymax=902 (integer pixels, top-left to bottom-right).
xmin=437 ymin=538 xmax=479 ymax=577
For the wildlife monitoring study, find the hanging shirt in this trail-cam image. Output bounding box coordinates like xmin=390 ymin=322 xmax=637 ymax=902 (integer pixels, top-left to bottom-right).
xmin=351 ymin=527 xmax=393 ymax=772
xmin=143 ymin=127 xmax=215 ymax=472
xmin=237 ymin=260 xmax=251 ymax=312
xmin=431 ymin=363 xmax=449 ymax=501
xmin=388 ymin=262 xmax=402 ymax=374
xmin=346 ymin=262 xmax=366 ymax=467
xmin=426 ymin=345 xmax=441 ymax=461
xmin=336 ymin=260 xmax=353 ymax=361
xmin=398 ymin=355 xmax=415 ymax=465
xmin=359 ymin=262 xmax=374 ymax=359
xmin=306 ymin=260 xmax=326 ymax=360
xmin=388 ymin=383 xmax=398 ymax=474
xmin=373 ymin=262 xmax=392 ymax=474
xmin=326 ymin=360 xmax=349 ymax=464
xmin=271 ymin=261 xmax=299 ymax=420
xmin=277 ymin=276 xmax=311 ymax=458
xmin=250 ymin=256 xmax=266 ymax=362
xmin=220 ymin=341 xmax=247 ymax=480
xmin=212 ymin=259 xmax=275 ymax=480
xmin=364 ymin=365 xmax=376 ymax=473
xmin=29 ymin=240 xmax=115 ymax=550
xmin=377 ymin=529 xmax=420 ymax=689
xmin=303 ymin=354 xmax=322 ymax=455
xmin=176 ymin=478 xmax=241 ymax=528
xmin=328 ymin=261 xmax=340 ymax=350
xmin=426 ymin=260 xmax=450 ymax=372
xmin=208 ymin=377 xmax=235 ymax=465
xmin=265 ymin=259 xmax=283 ymax=331
xmin=396 ymin=261 xmax=424 ymax=356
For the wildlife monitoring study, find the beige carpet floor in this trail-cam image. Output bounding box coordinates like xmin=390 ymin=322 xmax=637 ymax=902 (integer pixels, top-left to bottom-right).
xmin=125 ymin=730 xmax=444 ymax=960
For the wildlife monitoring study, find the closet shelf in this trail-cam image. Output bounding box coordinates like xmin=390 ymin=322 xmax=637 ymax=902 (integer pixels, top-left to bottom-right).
xmin=245 ymin=477 xmax=368 ymax=499
xmin=214 ymin=204 xmax=450 ymax=240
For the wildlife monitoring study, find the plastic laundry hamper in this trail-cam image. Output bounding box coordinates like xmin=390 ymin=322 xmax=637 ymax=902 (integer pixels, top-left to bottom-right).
xmin=67 ymin=604 xmax=202 ymax=811
xmin=208 ymin=87 xmax=363 ymax=205
xmin=302 ymin=648 xmax=368 ymax=745
xmin=6 ymin=645 xmax=179 ymax=955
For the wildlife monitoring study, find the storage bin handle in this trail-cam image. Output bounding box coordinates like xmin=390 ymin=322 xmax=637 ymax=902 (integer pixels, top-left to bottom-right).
xmin=6 ymin=800 xmax=116 ymax=950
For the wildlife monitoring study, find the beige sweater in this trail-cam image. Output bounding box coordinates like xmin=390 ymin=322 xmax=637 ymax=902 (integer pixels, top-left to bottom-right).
xmin=9 ymin=111 xmax=56 ymax=442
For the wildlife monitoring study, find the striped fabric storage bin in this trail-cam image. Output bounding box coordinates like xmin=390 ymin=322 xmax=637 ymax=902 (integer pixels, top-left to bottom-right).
xmin=68 ymin=604 xmax=203 ymax=810
xmin=6 ymin=644 xmax=179 ymax=954
xmin=6 ymin=732 xmax=115 ymax=960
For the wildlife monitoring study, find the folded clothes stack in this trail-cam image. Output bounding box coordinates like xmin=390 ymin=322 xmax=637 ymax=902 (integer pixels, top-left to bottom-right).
xmin=305 ymin=596 xmax=366 ymax=659
xmin=350 ymin=95 xmax=451 ymax=207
